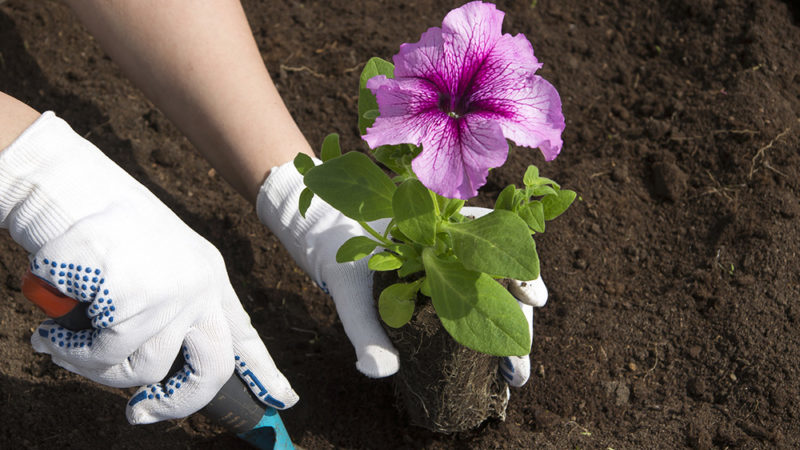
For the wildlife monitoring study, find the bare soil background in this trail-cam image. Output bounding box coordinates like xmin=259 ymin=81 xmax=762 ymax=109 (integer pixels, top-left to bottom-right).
xmin=1 ymin=0 xmax=799 ymax=448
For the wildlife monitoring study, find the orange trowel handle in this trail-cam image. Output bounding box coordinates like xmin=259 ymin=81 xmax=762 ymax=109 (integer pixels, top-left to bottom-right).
xmin=22 ymin=269 xmax=92 ymax=330
xmin=22 ymin=269 xmax=78 ymax=317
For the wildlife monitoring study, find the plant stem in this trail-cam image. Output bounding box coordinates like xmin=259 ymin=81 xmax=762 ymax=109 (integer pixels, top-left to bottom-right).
xmin=430 ymin=190 xmax=441 ymax=217
xmin=382 ymin=219 xmax=396 ymax=239
xmin=359 ymin=221 xmax=394 ymax=246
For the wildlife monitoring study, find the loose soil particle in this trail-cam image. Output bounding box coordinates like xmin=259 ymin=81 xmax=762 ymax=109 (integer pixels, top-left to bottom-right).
xmin=1 ymin=0 xmax=799 ymax=448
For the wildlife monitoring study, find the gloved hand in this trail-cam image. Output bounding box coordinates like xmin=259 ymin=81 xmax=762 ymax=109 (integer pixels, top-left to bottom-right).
xmin=0 ymin=112 xmax=298 ymax=424
xmin=257 ymin=160 xmax=548 ymax=387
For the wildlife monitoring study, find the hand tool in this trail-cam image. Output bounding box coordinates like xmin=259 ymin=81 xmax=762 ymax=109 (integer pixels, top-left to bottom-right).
xmin=22 ymin=269 xmax=295 ymax=450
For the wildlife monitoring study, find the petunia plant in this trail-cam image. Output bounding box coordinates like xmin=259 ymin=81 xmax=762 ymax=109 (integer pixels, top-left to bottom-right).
xmin=293 ymin=1 xmax=574 ymax=357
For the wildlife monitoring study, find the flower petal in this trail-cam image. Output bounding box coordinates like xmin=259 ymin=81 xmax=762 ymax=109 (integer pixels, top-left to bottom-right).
xmin=363 ymin=75 xmax=439 ymax=149
xmin=467 ymin=31 xmax=564 ymax=161
xmin=473 ymin=72 xmax=565 ymax=161
xmin=392 ymin=2 xmax=506 ymax=97
xmin=442 ymin=1 xmax=504 ymax=40
xmin=412 ymin=115 xmax=508 ymax=199
xmin=440 ymin=1 xmax=508 ymax=97
xmin=393 ymin=26 xmax=449 ymax=91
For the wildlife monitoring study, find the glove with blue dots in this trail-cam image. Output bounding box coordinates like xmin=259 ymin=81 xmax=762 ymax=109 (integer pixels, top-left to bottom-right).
xmin=257 ymin=163 xmax=548 ymax=387
xmin=0 ymin=112 xmax=298 ymax=424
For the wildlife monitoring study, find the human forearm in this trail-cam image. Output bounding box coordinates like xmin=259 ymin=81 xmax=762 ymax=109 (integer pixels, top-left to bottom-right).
xmin=64 ymin=0 xmax=314 ymax=203
xmin=0 ymin=92 xmax=40 ymax=152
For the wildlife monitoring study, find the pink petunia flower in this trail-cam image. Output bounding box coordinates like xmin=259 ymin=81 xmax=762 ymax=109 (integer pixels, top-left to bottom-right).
xmin=363 ymin=1 xmax=565 ymax=199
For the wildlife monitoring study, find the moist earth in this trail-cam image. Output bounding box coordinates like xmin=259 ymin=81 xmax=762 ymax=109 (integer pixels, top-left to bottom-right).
xmin=1 ymin=0 xmax=799 ymax=448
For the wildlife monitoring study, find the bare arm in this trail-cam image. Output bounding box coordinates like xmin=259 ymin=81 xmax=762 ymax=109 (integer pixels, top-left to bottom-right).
xmin=64 ymin=0 xmax=314 ymax=203
xmin=0 ymin=92 xmax=40 ymax=152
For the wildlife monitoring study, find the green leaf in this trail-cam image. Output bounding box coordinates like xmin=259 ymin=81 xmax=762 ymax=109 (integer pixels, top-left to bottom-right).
xmin=358 ymin=57 xmax=395 ymax=135
xmin=421 ymin=249 xmax=530 ymax=356
xmin=363 ymin=109 xmax=380 ymax=121
xmin=512 ymin=189 xmax=528 ymax=211
xmin=444 ymin=210 xmax=539 ymax=280
xmin=320 ymin=133 xmax=341 ymax=162
xmin=372 ymin=144 xmax=419 ymax=177
xmin=378 ymin=281 xmax=420 ymax=328
xmin=434 ymin=193 xmax=466 ymax=219
xmin=368 ymin=251 xmax=403 ymax=271
xmin=442 ymin=198 xmax=465 ymax=219
xmin=398 ymin=258 xmax=424 ymax=278
xmin=393 ymin=179 xmax=437 ymax=246
xmin=392 ymin=243 xmax=419 ymax=259
xmin=419 ymin=276 xmax=432 ymax=297
xmin=519 ymin=201 xmax=545 ymax=233
xmin=293 ymin=153 xmax=315 ymax=176
xmin=532 ymin=185 xmax=557 ymax=197
xmin=495 ymin=185 xmax=516 ymax=211
xmin=336 ymin=236 xmax=379 ymax=263
xmin=537 ymin=176 xmax=559 ymax=188
xmin=389 ymin=226 xmax=412 ymax=244
xmin=298 ymin=187 xmax=313 ymax=218
xmin=542 ymin=188 xmax=577 ymax=221
xmin=393 ymin=244 xmax=423 ymax=277
xmin=523 ymin=166 xmax=539 ymax=186
xmin=303 ymin=152 xmax=396 ymax=221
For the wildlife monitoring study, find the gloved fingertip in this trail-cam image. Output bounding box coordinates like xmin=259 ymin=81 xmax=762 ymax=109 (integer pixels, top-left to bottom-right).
xmin=30 ymin=333 xmax=50 ymax=355
xmin=125 ymin=388 xmax=159 ymax=425
xmin=355 ymin=344 xmax=400 ymax=378
xmin=265 ymin=388 xmax=300 ymax=410
xmin=230 ymin=351 xmax=299 ymax=410
xmin=30 ymin=320 xmax=59 ymax=354
xmin=502 ymin=355 xmax=531 ymax=388
xmin=126 ymin=409 xmax=152 ymax=425
xmin=509 ymin=278 xmax=548 ymax=307
xmin=124 ymin=376 xmax=211 ymax=425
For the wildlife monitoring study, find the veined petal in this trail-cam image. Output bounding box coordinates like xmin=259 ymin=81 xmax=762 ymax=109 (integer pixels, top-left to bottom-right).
xmin=392 ymin=26 xmax=453 ymax=101
xmin=473 ymin=73 xmax=565 ymax=161
xmin=467 ymin=32 xmax=564 ymax=161
xmin=393 ymin=2 xmax=506 ymax=98
xmin=440 ymin=1 xmax=504 ymax=96
xmin=468 ymin=32 xmax=542 ymax=102
xmin=500 ymin=74 xmax=564 ymax=161
xmin=363 ymin=76 xmax=440 ymax=149
xmin=442 ymin=1 xmax=504 ymax=42
xmin=412 ymin=115 xmax=508 ymax=199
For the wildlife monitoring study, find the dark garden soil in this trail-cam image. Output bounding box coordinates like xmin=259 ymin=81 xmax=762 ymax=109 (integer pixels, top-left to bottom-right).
xmin=1 ymin=0 xmax=799 ymax=448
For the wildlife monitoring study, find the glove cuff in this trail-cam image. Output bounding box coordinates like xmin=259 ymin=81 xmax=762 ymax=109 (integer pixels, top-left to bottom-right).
xmin=256 ymin=158 xmax=322 ymax=281
xmin=0 ymin=112 xmax=135 ymax=253
xmin=257 ymin=157 xmax=371 ymax=287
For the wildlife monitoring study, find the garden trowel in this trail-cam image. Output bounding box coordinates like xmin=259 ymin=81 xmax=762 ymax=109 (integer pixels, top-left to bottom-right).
xmin=21 ymin=269 xmax=295 ymax=450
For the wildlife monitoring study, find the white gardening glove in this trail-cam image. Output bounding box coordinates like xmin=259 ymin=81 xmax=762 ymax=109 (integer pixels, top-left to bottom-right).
xmin=257 ymin=161 xmax=548 ymax=387
xmin=0 ymin=112 xmax=298 ymax=424
xmin=258 ymin=158 xmax=400 ymax=378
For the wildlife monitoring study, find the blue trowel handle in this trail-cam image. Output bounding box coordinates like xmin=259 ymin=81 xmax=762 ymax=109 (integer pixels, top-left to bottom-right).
xmin=22 ymin=270 xmax=294 ymax=449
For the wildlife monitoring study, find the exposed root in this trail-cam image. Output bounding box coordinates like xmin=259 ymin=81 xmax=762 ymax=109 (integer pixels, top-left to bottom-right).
xmin=749 ymin=119 xmax=799 ymax=180
xmin=279 ymin=64 xmax=324 ymax=78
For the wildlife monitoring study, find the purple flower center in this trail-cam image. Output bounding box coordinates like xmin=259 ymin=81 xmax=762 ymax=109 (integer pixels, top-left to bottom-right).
xmin=438 ymin=92 xmax=472 ymax=119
